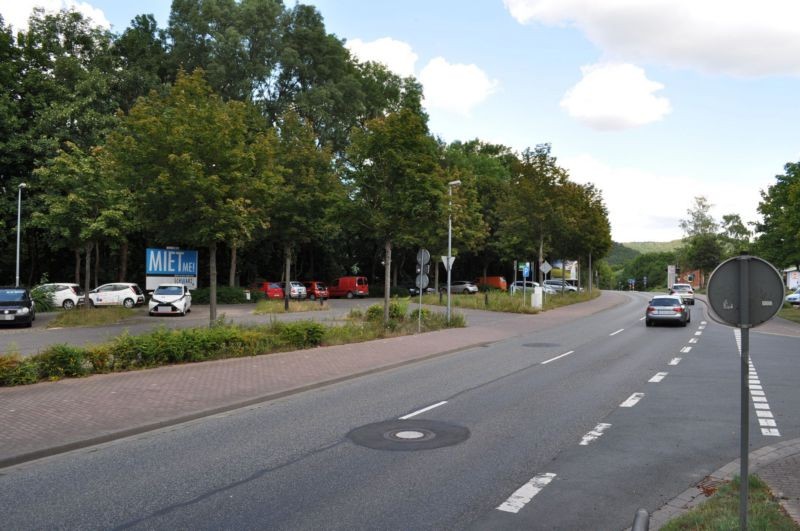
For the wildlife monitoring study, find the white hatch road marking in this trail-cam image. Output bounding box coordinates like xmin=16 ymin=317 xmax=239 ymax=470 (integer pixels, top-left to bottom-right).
xmin=680 ymin=346 xmax=692 ymax=353
xmin=699 ymin=325 xmax=706 ymax=330
xmin=701 ymin=321 xmax=707 ymax=325
xmin=541 ymin=351 xmax=574 ymax=365
xmin=497 ymin=473 xmax=556 ymax=514
xmin=609 ymin=328 xmax=625 ymax=336
xmin=579 ymin=423 xmax=612 ymax=446
xmin=734 ymin=329 xmax=781 ymax=437
xmin=694 ymin=331 xmax=703 ymax=336
xmin=689 ymin=338 xmax=698 ymax=344
xmin=669 ymin=357 xmax=682 ymax=366
xmin=639 ymin=316 xmax=645 ymax=321
xmin=399 ymin=401 xmax=448 ymax=420
xmin=649 ymin=372 xmax=668 ymax=383
xmin=620 ymin=393 xmax=645 ymax=407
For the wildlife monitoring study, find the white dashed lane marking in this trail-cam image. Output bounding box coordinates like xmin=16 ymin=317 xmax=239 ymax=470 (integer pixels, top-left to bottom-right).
xmin=620 ymin=393 xmax=644 ymax=407
xmin=609 ymin=328 xmax=624 ymax=336
xmin=649 ymin=372 xmax=668 ymax=383
xmin=669 ymin=358 xmax=682 ymax=366
xmin=541 ymin=351 xmax=574 ymax=365
xmin=579 ymin=423 xmax=612 ymax=446
xmin=497 ymin=473 xmax=557 ymax=514
xmin=399 ymin=401 xmax=447 ymax=420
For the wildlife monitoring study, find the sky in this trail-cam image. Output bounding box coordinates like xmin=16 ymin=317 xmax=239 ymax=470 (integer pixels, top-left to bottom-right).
xmin=3 ymin=0 xmax=800 ymax=243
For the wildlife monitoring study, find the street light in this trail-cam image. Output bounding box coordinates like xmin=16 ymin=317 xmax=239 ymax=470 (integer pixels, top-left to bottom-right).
xmin=16 ymin=182 xmax=27 ymax=287
xmin=446 ymin=179 xmax=461 ymax=323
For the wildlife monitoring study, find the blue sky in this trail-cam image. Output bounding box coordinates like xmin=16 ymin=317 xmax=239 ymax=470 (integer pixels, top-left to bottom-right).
xmin=3 ymin=0 xmax=800 ymax=242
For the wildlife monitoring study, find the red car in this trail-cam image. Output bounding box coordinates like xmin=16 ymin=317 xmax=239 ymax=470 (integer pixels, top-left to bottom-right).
xmin=253 ymin=281 xmax=285 ymax=299
xmin=303 ymin=281 xmax=329 ymax=301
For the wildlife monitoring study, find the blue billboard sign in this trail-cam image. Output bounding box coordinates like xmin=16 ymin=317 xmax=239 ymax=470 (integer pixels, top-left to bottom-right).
xmin=146 ymin=248 xmax=198 ymax=276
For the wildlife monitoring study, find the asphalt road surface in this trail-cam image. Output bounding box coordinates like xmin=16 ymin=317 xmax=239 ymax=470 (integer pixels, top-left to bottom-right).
xmin=1 ymin=293 xmax=798 ymax=529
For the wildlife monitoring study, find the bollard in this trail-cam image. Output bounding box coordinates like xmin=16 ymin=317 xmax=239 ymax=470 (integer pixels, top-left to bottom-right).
xmin=631 ymin=508 xmax=649 ymax=531
xmin=484 ymin=289 xmax=489 ymax=307
xmin=439 ymin=291 xmax=443 ymax=304
xmin=320 ymin=296 xmax=324 ymax=307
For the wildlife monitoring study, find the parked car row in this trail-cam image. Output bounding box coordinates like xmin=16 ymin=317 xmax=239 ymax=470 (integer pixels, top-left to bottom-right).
xmin=253 ymin=276 xmax=369 ymax=301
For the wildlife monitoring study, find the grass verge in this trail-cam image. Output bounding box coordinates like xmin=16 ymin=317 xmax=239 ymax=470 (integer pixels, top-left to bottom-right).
xmin=0 ymin=300 xmax=465 ymax=387
xmin=418 ymin=288 xmax=601 ymax=314
xmin=47 ymin=307 xmax=142 ymax=328
xmin=778 ymin=305 xmax=800 ymax=325
xmin=662 ymin=475 xmax=799 ymax=530
xmin=253 ymin=299 xmax=327 ymax=314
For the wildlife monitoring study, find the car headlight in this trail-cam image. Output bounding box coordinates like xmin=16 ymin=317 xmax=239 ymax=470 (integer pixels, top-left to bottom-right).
xmin=18 ymin=307 xmax=30 ymax=315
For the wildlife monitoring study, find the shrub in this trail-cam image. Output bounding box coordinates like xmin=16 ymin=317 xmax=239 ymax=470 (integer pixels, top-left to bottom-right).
xmin=410 ymin=307 xmax=431 ymax=320
xmin=0 ymin=354 xmax=40 ymax=386
xmin=191 ymin=286 xmax=255 ymax=304
xmin=365 ymin=304 xmax=383 ymax=322
xmin=389 ymin=300 xmax=408 ymax=320
xmin=279 ymin=321 xmax=326 ymax=349
xmin=30 ymin=287 xmax=55 ymax=313
xmin=33 ymin=345 xmax=89 ymax=379
xmin=86 ymin=345 xmax=113 ymax=373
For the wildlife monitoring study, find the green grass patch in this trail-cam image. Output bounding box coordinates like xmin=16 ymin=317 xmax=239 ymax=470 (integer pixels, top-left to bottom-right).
xmin=778 ymin=304 xmax=800 ymax=325
xmin=418 ymin=288 xmax=600 ymax=314
xmin=0 ymin=303 xmax=465 ymax=387
xmin=662 ymin=475 xmax=799 ymax=530
xmin=253 ymin=299 xmax=327 ymax=314
xmin=48 ymin=307 xmax=142 ymax=328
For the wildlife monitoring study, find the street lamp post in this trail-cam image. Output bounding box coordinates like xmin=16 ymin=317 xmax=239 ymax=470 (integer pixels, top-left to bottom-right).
xmin=16 ymin=183 xmax=27 ymax=287
xmin=446 ymin=179 xmax=461 ymax=323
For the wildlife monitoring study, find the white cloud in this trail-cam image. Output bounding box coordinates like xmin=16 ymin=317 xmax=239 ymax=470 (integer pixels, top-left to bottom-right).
xmin=503 ymin=0 xmax=800 ymax=77
xmin=419 ymin=57 xmax=498 ymax=115
xmin=562 ymin=153 xmax=764 ymax=242
xmin=346 ymin=37 xmax=418 ymax=78
xmin=560 ymin=62 xmax=671 ymax=130
xmin=345 ymin=37 xmax=498 ymax=116
xmin=1 ymin=0 xmax=110 ymax=30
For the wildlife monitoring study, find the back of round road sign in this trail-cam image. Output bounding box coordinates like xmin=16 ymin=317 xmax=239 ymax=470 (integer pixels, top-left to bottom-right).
xmin=706 ymin=255 xmax=784 ymax=327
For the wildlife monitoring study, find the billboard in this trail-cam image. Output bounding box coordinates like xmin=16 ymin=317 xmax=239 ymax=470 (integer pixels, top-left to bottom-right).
xmin=146 ymin=248 xmax=198 ymax=290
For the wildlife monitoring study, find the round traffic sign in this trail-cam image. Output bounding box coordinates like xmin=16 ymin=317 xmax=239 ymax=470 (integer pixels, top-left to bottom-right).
xmin=706 ymin=255 xmax=784 ymax=327
xmin=417 ymin=248 xmax=431 ymax=265
xmin=415 ymin=274 xmax=429 ymax=289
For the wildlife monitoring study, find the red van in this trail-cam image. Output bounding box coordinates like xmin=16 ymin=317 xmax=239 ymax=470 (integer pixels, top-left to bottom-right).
xmin=474 ymin=276 xmax=508 ymax=291
xmin=328 ymin=276 xmax=369 ymax=298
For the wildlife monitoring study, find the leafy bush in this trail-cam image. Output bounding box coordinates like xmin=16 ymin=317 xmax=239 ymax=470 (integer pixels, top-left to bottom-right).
xmin=278 ymin=321 xmax=326 ymax=348
xmin=365 ymin=304 xmax=383 ymax=321
xmin=191 ymin=286 xmax=255 ymax=304
xmin=30 ymin=286 xmax=56 ymax=313
xmin=389 ymin=300 xmax=408 ymax=320
xmin=33 ymin=344 xmax=89 ymax=379
xmin=0 ymin=354 xmax=40 ymax=386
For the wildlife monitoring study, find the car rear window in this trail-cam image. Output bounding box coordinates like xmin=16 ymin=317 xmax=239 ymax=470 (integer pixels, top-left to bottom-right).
xmin=651 ymin=298 xmax=681 ymax=306
xmin=132 ymin=285 xmax=143 ymax=295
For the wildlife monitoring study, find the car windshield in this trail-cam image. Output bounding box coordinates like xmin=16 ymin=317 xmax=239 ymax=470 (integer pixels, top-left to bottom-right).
xmin=0 ymin=289 xmax=26 ymax=302
xmin=155 ymin=286 xmax=183 ymax=296
xmin=651 ymin=298 xmax=681 ymax=306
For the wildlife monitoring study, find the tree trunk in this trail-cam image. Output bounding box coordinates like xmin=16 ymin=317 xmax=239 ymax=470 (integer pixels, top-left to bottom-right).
xmin=209 ymin=242 xmax=218 ymax=323
xmin=94 ymin=243 xmax=100 ymax=288
xmin=588 ymin=252 xmax=593 ymax=292
xmin=229 ymin=244 xmax=238 ymax=287
xmin=284 ymin=244 xmax=292 ymax=311
xmin=119 ymin=240 xmax=128 ymax=281
xmin=74 ymin=249 xmax=81 ymax=284
xmin=383 ymin=240 xmax=392 ymax=324
xmin=84 ymin=242 xmax=93 ymax=308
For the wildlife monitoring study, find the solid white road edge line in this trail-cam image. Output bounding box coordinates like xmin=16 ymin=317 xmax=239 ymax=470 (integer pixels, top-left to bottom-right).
xmin=620 ymin=393 xmax=645 ymax=407
xmin=579 ymin=423 xmax=612 ymax=446
xmin=609 ymin=328 xmax=624 ymax=336
xmin=399 ymin=401 xmax=448 ymax=420
xmin=497 ymin=473 xmax=557 ymax=514
xmin=541 ymin=351 xmax=575 ymax=365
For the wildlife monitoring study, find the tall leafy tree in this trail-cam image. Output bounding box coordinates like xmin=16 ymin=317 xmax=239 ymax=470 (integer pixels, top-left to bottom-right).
xmin=755 ymin=161 xmax=800 ymax=270
xmin=345 ymin=108 xmax=444 ymax=322
xmin=679 ymin=195 xmax=723 ymax=284
xmin=107 ymin=70 xmax=280 ymax=322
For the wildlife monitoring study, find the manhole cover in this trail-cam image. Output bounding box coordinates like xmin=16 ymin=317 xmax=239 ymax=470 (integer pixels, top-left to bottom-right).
xmin=348 ymin=419 xmax=470 ymax=451
xmin=522 ymin=342 xmax=560 ymax=348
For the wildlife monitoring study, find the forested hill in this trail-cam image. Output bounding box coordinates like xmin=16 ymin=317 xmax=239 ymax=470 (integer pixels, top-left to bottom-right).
xmin=607 ymin=240 xmax=682 ymax=267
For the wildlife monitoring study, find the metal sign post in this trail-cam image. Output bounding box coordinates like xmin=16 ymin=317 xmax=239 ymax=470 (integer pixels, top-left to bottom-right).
xmin=416 ymin=249 xmax=430 ymax=333
xmin=706 ymin=254 xmax=784 ymax=530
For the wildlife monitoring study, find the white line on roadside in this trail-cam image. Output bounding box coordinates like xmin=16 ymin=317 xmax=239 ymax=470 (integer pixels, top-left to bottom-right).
xmin=734 ymin=328 xmax=781 ymax=437
xmin=497 ymin=473 xmax=556 ymax=513
xmin=669 ymin=358 xmax=682 ymax=366
xmin=609 ymin=328 xmax=624 ymax=336
xmin=701 ymin=321 xmax=707 ymax=325
xmin=689 ymin=338 xmax=698 ymax=344
xmin=694 ymin=331 xmax=703 ymax=336
xmin=541 ymin=351 xmax=574 ymax=365
xmin=399 ymin=401 xmax=448 ymax=420
xmin=639 ymin=316 xmax=645 ymax=321
xmin=620 ymin=393 xmax=645 ymax=407
xmin=649 ymin=372 xmax=668 ymax=383
xmin=680 ymin=346 xmax=692 ymax=353
xmin=579 ymin=423 xmax=612 ymax=446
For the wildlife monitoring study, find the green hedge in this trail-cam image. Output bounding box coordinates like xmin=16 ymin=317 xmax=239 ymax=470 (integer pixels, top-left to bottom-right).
xmin=190 ymin=286 xmax=256 ymax=304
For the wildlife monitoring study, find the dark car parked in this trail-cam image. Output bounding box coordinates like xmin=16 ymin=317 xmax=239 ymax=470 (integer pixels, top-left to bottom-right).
xmin=0 ymin=287 xmax=36 ymax=327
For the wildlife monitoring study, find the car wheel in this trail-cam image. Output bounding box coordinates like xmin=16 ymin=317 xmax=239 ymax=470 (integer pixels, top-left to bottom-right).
xmin=63 ymin=299 xmax=75 ymax=310
xmin=123 ymin=298 xmax=135 ymax=309
xmin=645 ymin=319 xmax=652 ymax=327
xmin=346 ymin=291 xmax=354 ymax=299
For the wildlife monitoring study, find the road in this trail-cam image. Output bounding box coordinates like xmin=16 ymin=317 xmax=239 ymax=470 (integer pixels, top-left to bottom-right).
xmin=1 ymin=293 xmax=798 ymax=529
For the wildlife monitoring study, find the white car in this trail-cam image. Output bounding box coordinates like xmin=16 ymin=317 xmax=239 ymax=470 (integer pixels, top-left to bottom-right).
xmin=87 ymin=282 xmax=145 ymax=308
xmin=149 ymin=283 xmax=192 ymax=316
xmin=543 ymin=279 xmax=578 ymax=293
xmin=280 ymin=281 xmax=307 ymax=299
xmin=33 ymin=283 xmax=85 ymax=310
xmin=786 ymin=288 xmax=800 ymax=306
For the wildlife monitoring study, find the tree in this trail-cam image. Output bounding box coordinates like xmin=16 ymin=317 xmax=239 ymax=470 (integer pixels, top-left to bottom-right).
xmin=754 ymin=161 xmax=800 ymax=270
xmin=345 ymin=108 xmax=444 ymax=323
xmin=680 ymin=196 xmax=718 ymax=236
xmin=679 ymin=196 xmax=722 ymax=285
xmin=720 ymin=213 xmax=752 ymax=256
xmin=107 ymin=69 xmax=280 ymax=322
